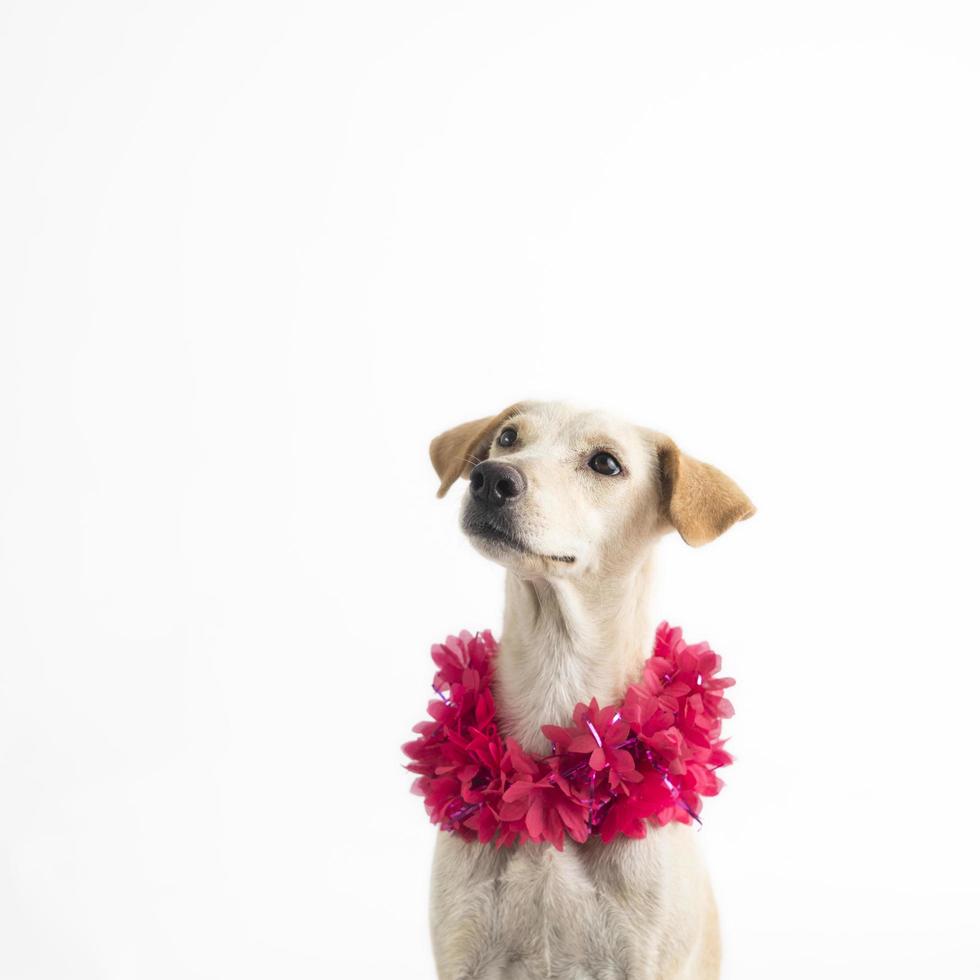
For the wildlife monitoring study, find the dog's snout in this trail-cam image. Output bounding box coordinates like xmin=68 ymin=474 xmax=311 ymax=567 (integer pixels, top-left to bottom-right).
xmin=469 ymin=461 xmax=526 ymax=507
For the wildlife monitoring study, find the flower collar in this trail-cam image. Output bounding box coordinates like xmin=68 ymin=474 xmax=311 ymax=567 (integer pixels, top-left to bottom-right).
xmin=403 ymin=622 xmax=734 ymax=850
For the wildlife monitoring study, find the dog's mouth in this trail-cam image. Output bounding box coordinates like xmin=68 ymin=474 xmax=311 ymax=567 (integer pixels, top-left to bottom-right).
xmin=464 ymin=519 xmax=575 ymax=565
xmin=466 ymin=519 xmax=531 ymax=555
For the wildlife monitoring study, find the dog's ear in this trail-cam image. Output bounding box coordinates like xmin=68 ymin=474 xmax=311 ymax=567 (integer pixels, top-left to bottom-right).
xmin=650 ymin=434 xmax=755 ymax=547
xmin=429 ymin=404 xmax=525 ymax=498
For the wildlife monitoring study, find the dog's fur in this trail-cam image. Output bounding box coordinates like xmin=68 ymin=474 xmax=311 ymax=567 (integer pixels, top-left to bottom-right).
xmin=427 ymin=401 xmax=754 ymax=980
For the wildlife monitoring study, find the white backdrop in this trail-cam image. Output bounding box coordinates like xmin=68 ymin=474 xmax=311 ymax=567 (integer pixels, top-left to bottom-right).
xmin=2 ymin=2 xmax=979 ymax=978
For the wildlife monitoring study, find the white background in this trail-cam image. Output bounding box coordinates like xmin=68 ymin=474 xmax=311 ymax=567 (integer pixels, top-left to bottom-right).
xmin=2 ymin=2 xmax=979 ymax=977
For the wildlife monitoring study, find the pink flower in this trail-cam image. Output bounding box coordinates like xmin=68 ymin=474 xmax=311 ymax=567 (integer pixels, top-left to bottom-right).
xmin=497 ymin=740 xmax=589 ymax=849
xmin=403 ymin=623 xmax=735 ymax=847
xmin=598 ymin=762 xmax=679 ymax=841
xmin=543 ymin=698 xmax=641 ymax=790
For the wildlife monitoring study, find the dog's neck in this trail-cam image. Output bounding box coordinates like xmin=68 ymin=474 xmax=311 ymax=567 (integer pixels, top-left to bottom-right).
xmin=495 ymin=555 xmax=656 ymax=754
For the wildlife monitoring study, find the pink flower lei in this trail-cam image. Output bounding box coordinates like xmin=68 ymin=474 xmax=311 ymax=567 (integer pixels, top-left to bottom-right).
xmin=403 ymin=622 xmax=735 ymax=850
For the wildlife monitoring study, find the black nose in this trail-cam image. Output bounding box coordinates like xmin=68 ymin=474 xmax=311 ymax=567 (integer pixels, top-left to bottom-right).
xmin=469 ymin=461 xmax=526 ymax=507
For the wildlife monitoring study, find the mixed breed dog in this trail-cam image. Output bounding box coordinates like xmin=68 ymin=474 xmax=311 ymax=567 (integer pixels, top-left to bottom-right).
xmin=416 ymin=401 xmax=754 ymax=980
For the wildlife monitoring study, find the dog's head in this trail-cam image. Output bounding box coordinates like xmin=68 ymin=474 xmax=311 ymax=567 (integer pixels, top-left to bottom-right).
xmin=430 ymin=401 xmax=754 ymax=578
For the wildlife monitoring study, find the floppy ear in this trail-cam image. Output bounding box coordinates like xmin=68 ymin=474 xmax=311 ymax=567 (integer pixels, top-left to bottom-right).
xmin=429 ymin=404 xmax=525 ymax=498
xmin=652 ymin=434 xmax=755 ymax=547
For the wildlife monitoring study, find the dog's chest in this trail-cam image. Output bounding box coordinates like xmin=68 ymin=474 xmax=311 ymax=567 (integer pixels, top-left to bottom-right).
xmin=430 ymin=831 xmax=684 ymax=980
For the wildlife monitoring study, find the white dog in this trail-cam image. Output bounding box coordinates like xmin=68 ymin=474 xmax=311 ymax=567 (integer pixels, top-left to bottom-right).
xmin=426 ymin=401 xmax=754 ymax=980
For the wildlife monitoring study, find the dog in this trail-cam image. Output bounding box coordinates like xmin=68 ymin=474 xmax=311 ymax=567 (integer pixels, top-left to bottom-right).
xmin=426 ymin=400 xmax=754 ymax=980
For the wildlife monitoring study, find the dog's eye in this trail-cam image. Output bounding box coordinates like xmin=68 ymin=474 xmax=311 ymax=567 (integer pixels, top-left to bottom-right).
xmin=589 ymin=451 xmax=621 ymax=476
xmin=498 ymin=427 xmax=518 ymax=448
